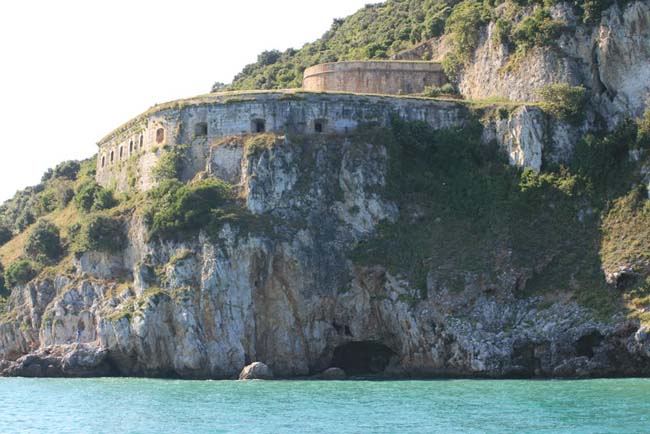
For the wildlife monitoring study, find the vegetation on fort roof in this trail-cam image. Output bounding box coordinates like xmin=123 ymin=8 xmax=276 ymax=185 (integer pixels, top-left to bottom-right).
xmin=226 ymin=0 xmax=614 ymax=90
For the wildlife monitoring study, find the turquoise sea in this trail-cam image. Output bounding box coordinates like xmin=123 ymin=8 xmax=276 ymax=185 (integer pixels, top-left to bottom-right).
xmin=1 ymin=378 xmax=649 ymax=433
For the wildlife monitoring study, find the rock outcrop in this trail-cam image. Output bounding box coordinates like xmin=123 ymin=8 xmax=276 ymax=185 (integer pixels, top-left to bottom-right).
xmin=239 ymin=362 xmax=274 ymax=380
xmin=460 ymin=1 xmax=650 ymax=122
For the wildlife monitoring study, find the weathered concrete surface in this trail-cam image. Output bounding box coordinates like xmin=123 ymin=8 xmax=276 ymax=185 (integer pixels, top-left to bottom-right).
xmin=303 ymin=61 xmax=446 ymax=95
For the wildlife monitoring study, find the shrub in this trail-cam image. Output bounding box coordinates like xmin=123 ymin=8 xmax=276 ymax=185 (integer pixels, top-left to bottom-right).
xmin=570 ymin=119 xmax=637 ymax=196
xmin=0 ymin=226 xmax=12 ymax=247
xmin=538 ymin=84 xmax=589 ymax=125
xmin=423 ymin=84 xmax=458 ymax=97
xmin=423 ymin=86 xmax=444 ymax=97
xmin=493 ymin=18 xmax=513 ymax=47
xmin=25 ymin=220 xmax=63 ymax=263
xmin=0 ymin=263 xmax=6 ymax=296
xmin=53 ymin=161 xmax=81 ymax=180
xmin=152 ymin=149 xmax=185 ymax=181
xmin=511 ymin=8 xmax=565 ymax=52
xmin=144 ymin=178 xmax=234 ymax=239
xmin=74 ymin=214 xmax=126 ymax=254
xmin=637 ymin=109 xmax=650 ymax=149
xmin=4 ymin=259 xmax=38 ymax=288
xmin=442 ymin=0 xmax=491 ymax=79
xmin=74 ymin=181 xmax=116 ymax=213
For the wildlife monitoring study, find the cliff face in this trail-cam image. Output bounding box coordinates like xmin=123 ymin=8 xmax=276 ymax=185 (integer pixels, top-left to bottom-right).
xmin=2 ymin=128 xmax=650 ymax=379
xmin=460 ymin=1 xmax=650 ymax=122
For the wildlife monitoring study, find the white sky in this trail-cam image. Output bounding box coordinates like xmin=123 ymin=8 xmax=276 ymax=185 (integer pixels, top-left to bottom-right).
xmin=0 ymin=0 xmax=372 ymax=202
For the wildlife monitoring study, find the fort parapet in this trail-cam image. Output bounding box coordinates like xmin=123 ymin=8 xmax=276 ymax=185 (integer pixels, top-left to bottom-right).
xmin=303 ymin=61 xmax=446 ymax=95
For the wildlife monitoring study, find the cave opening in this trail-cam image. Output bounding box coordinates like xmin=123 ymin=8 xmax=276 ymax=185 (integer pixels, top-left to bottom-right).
xmin=331 ymin=341 xmax=396 ymax=375
xmin=576 ymin=331 xmax=604 ymax=358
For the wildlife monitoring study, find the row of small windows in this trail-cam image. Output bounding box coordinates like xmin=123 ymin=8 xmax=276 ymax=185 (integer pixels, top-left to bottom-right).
xmin=249 ymin=119 xmax=326 ymax=134
xmin=100 ymin=119 xmax=329 ymax=169
xmin=100 ymin=131 xmax=154 ymax=168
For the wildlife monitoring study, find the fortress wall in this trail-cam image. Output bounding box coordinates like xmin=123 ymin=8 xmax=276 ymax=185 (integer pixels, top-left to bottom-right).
xmin=96 ymin=93 xmax=465 ymax=192
xmin=303 ymin=62 xmax=446 ymax=95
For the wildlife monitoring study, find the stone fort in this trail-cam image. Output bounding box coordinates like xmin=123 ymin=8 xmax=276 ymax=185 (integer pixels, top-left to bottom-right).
xmin=95 ymin=61 xmax=452 ymax=191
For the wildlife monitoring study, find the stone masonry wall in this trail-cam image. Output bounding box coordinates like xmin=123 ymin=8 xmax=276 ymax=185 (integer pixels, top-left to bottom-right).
xmin=95 ymin=92 xmax=465 ymax=192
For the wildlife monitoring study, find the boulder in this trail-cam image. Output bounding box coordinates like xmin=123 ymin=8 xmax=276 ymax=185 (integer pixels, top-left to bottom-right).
xmin=239 ymin=362 xmax=274 ymax=380
xmin=315 ymin=367 xmax=346 ymax=380
xmin=2 ymin=344 xmax=114 ymax=378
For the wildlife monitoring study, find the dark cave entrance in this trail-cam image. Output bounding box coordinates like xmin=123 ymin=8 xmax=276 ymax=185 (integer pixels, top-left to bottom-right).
xmin=331 ymin=341 xmax=396 ymax=375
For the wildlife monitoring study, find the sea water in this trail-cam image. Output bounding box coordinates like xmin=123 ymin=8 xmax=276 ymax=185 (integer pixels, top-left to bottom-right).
xmin=0 ymin=378 xmax=648 ymax=433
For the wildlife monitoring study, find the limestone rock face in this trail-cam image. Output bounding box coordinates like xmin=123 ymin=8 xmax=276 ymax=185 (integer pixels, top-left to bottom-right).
xmin=453 ymin=1 xmax=650 ymax=121
xmin=239 ymin=362 xmax=274 ymax=380
xmin=3 ymin=118 xmax=650 ymax=380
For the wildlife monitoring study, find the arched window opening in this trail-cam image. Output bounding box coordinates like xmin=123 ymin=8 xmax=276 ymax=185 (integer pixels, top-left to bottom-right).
xmin=156 ymin=128 xmax=165 ymax=144
xmin=252 ymin=119 xmax=266 ymax=133
xmin=110 ymin=151 xmax=114 ymax=163
xmin=129 ymin=140 xmax=134 ymax=154
xmin=194 ymin=122 xmax=208 ymax=137
xmin=119 ymin=146 xmax=123 ymax=159
xmin=139 ymin=134 xmax=144 ymax=149
xmin=101 ymin=156 xmax=105 ymax=168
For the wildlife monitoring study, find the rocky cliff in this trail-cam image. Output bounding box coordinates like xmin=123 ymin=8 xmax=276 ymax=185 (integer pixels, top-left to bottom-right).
xmin=397 ymin=1 xmax=650 ymax=124
xmin=2 ymin=0 xmax=650 ymax=380
xmin=2 ymin=115 xmax=650 ymax=379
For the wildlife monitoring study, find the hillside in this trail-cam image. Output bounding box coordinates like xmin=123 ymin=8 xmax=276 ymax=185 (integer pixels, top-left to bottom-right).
xmin=227 ymin=0 xmax=625 ymax=90
xmin=1 ymin=0 xmax=650 ymax=379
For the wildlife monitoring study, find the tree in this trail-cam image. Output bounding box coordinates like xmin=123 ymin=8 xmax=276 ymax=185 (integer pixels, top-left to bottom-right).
xmin=0 ymin=226 xmax=12 ymax=247
xmin=74 ymin=215 xmax=125 ymax=254
xmin=539 ymin=84 xmax=589 ymax=125
xmin=0 ymin=262 xmax=6 ymax=296
xmin=4 ymin=259 xmax=38 ymax=288
xmin=25 ymin=220 xmax=62 ymax=263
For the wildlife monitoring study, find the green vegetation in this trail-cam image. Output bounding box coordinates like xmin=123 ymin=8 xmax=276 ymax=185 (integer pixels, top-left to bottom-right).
xmin=152 ymin=147 xmax=186 ymax=181
xmin=144 ymin=178 xmax=234 ymax=239
xmin=74 ymin=180 xmax=117 ymax=213
xmin=4 ymin=259 xmax=38 ymax=288
xmin=244 ymin=134 xmax=280 ymax=158
xmin=0 ymin=262 xmax=6 ymax=297
xmin=0 ymin=226 xmax=12 ymax=247
xmin=539 ymin=84 xmax=589 ymax=125
xmin=350 ymin=115 xmax=646 ymax=315
xmin=0 ymin=158 xmax=95 ymax=235
xmin=72 ymin=214 xmax=126 ymax=254
xmin=601 ymin=187 xmax=650 ymax=274
xmin=441 ymin=0 xmax=492 ymax=79
xmin=423 ymin=83 xmax=458 ymax=97
xmin=225 ymin=0 xmax=612 ymax=90
xmin=24 ymin=220 xmax=63 ymax=264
